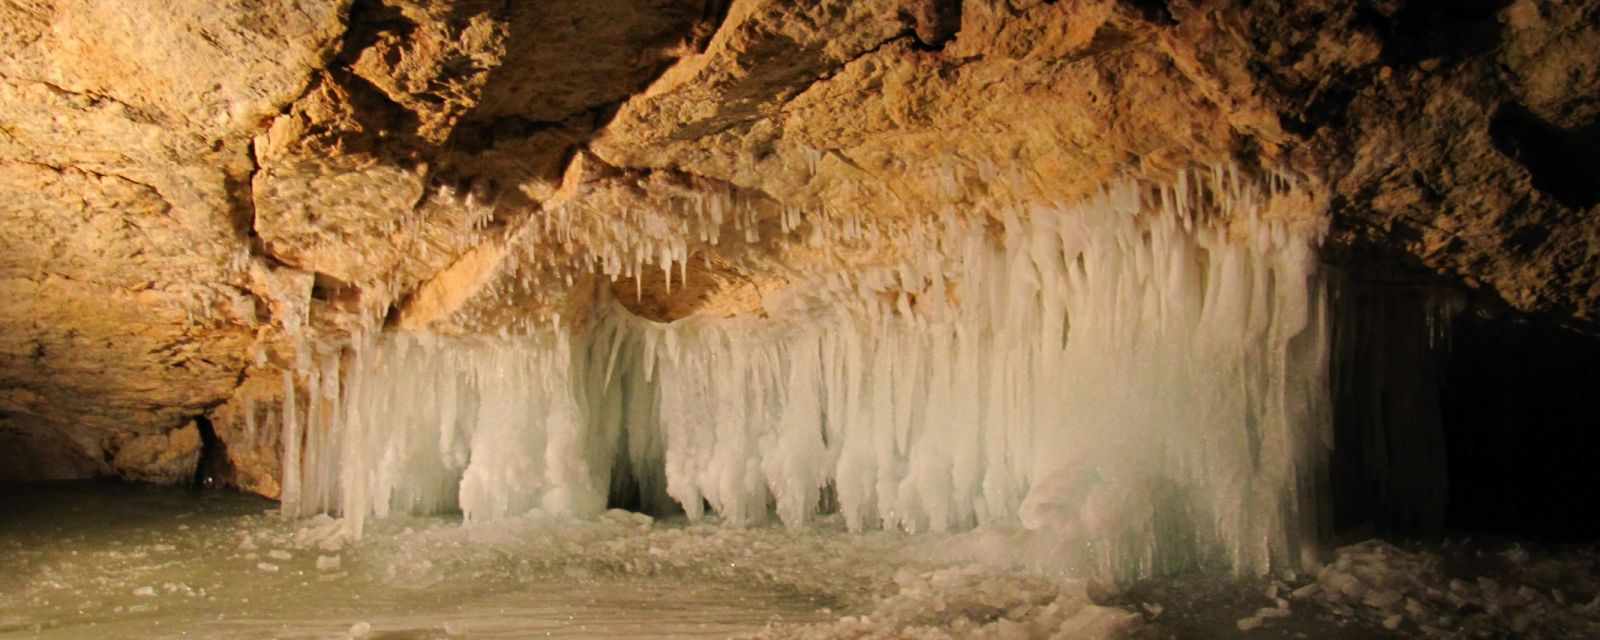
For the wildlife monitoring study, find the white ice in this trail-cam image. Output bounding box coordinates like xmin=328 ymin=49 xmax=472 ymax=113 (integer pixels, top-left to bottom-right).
xmin=279 ymin=175 xmax=1333 ymax=581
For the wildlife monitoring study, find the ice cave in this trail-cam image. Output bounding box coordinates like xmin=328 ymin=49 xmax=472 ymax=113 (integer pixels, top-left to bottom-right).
xmin=3 ymin=1 xmax=1600 ymax=638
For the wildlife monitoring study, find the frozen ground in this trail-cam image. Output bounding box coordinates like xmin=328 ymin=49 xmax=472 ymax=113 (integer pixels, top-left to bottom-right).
xmin=6 ymin=483 xmax=1598 ymax=639
xmin=1112 ymin=538 xmax=1600 ymax=639
xmin=0 ymin=483 xmax=1134 ymax=639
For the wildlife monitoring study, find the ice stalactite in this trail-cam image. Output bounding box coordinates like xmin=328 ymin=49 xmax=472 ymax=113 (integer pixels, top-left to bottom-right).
xmin=277 ymin=346 xmax=345 ymax=520
xmin=621 ymin=181 xmax=1332 ymax=578
xmin=279 ymin=368 xmax=300 ymax=513
xmin=279 ymin=175 xmax=1333 ymax=581
xmin=323 ymin=332 xmax=626 ymax=537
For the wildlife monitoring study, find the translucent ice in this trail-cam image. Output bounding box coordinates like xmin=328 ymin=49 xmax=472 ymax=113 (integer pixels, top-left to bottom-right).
xmin=282 ymin=176 xmax=1332 ymax=581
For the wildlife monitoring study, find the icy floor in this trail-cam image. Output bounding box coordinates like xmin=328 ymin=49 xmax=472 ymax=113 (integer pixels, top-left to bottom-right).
xmin=1109 ymin=538 xmax=1600 ymax=640
xmin=13 ymin=484 xmax=1592 ymax=639
xmin=0 ymin=483 xmax=1135 ymax=639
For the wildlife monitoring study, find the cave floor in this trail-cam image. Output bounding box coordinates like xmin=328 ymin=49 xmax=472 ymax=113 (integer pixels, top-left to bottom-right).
xmin=0 ymin=483 xmax=835 ymax=639
xmin=4 ymin=483 xmax=1599 ymax=639
xmin=0 ymin=482 xmax=1136 ymax=639
xmin=1114 ymin=537 xmax=1600 ymax=639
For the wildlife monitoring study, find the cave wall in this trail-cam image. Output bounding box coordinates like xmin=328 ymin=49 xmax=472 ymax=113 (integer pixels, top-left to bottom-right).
xmin=0 ymin=0 xmax=1595 ymax=488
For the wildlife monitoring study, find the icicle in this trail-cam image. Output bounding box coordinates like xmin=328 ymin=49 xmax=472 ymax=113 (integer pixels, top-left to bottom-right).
xmin=284 ymin=172 xmax=1332 ymax=585
xmin=243 ymin=396 xmax=258 ymax=447
xmin=279 ymin=368 xmax=301 ymax=518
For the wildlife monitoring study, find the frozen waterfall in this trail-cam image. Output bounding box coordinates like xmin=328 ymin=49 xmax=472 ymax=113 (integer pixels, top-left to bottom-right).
xmin=277 ymin=177 xmax=1333 ymax=580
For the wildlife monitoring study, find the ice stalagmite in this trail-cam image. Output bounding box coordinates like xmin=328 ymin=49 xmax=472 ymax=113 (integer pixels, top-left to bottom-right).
xmin=282 ymin=176 xmax=1332 ymax=580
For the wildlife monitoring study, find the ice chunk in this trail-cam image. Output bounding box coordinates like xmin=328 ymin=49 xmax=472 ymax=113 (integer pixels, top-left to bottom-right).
xmin=1291 ymin=583 xmax=1321 ymax=599
xmin=1257 ymin=606 xmax=1291 ymax=619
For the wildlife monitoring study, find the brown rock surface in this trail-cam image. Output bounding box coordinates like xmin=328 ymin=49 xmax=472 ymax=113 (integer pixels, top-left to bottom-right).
xmin=110 ymin=420 xmax=203 ymax=485
xmin=0 ymin=0 xmax=1595 ymax=489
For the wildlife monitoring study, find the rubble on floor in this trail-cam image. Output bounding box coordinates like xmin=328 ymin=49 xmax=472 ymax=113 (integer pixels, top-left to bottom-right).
xmin=1117 ymin=539 xmax=1600 ymax=639
xmin=1307 ymin=539 xmax=1600 ymax=638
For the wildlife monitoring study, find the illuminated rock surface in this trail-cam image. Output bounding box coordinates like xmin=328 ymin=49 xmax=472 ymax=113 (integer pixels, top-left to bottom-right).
xmin=0 ymin=0 xmax=1597 ymax=576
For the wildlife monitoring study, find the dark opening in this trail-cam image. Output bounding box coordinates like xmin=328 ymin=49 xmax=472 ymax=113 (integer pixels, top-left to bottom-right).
xmin=1331 ymin=279 xmax=1451 ymax=539
xmin=606 ymin=421 xmax=647 ymax=514
xmin=1489 ymin=102 xmax=1600 ymax=210
xmin=602 ymin=374 xmax=679 ymax=517
xmin=1125 ymin=0 xmax=1176 ymax=26
xmin=192 ymin=415 xmax=232 ymax=490
xmin=1372 ymin=0 xmax=1513 ymax=66
xmin=1330 ymin=273 xmax=1600 ymax=542
xmin=1441 ymin=311 xmax=1600 ymax=541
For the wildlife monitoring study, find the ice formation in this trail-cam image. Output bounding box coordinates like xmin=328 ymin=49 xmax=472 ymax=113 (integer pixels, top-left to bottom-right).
xmin=278 ymin=174 xmax=1333 ymax=580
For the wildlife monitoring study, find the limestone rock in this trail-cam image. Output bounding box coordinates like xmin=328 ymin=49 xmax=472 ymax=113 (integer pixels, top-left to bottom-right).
xmin=206 ymin=369 xmax=293 ymax=498
xmin=111 ymin=421 xmax=203 ymax=485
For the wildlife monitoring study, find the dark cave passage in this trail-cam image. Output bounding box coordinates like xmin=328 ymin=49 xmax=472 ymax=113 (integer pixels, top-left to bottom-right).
xmin=1329 ymin=273 xmax=1600 ymax=543
xmin=1440 ymin=310 xmax=1600 ymax=541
